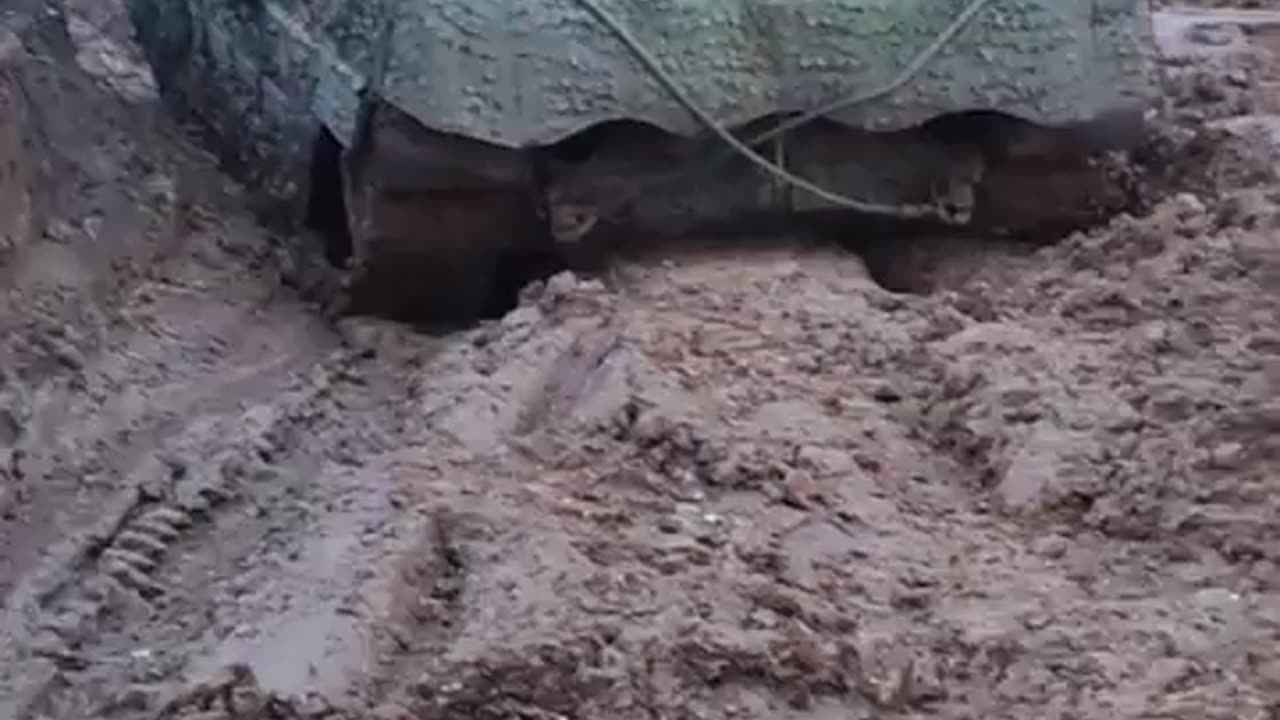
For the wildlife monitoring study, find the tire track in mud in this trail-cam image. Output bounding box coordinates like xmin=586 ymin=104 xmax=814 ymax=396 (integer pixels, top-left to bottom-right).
xmin=0 ymin=259 xmax=447 ymax=719
xmin=0 ymin=350 xmax=358 ymax=719
xmin=0 ymin=219 xmax=337 ymax=594
xmin=0 ymin=291 xmax=344 ymax=717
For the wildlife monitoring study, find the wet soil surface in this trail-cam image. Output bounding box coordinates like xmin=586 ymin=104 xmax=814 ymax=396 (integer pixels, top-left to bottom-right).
xmin=4 ymin=2 xmax=1280 ymax=719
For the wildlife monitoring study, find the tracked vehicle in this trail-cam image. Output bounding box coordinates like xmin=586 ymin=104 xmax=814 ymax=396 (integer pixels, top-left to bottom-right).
xmin=126 ymin=0 xmax=1157 ymax=322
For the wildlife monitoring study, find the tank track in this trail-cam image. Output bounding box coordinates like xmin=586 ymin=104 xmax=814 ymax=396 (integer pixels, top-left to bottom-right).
xmin=331 ymin=109 xmax=1144 ymax=324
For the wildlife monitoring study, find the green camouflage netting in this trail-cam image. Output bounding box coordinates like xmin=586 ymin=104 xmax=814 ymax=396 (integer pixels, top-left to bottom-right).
xmin=130 ymin=0 xmax=1155 ymax=148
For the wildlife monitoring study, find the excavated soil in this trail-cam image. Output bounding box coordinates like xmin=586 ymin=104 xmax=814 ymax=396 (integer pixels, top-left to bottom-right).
xmin=4 ymin=2 xmax=1280 ymax=719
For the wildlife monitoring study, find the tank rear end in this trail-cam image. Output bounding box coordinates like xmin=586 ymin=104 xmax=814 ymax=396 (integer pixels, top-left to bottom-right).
xmin=125 ymin=0 xmax=1158 ymax=324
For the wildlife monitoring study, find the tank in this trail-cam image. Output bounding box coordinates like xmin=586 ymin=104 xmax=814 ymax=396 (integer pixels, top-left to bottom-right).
xmin=125 ymin=0 xmax=1158 ymax=322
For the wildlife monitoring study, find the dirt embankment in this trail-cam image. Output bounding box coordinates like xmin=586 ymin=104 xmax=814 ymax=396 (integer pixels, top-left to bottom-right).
xmin=3 ymin=3 xmax=1280 ymax=720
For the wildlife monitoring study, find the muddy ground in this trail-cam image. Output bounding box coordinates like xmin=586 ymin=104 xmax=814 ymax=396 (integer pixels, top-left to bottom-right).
xmin=3 ymin=2 xmax=1280 ymax=719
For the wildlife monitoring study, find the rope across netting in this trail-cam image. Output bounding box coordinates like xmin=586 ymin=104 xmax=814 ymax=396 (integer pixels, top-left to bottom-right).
xmin=566 ymin=0 xmax=995 ymax=224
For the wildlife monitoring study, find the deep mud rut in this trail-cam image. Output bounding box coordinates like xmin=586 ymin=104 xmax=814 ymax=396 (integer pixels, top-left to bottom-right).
xmin=5 ymin=2 xmax=1280 ymax=719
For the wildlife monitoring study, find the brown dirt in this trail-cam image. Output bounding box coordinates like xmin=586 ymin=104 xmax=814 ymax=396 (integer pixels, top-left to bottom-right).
xmin=4 ymin=3 xmax=1280 ymax=720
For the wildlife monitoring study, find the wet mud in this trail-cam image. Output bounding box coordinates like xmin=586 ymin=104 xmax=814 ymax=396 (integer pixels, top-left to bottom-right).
xmin=3 ymin=2 xmax=1280 ymax=719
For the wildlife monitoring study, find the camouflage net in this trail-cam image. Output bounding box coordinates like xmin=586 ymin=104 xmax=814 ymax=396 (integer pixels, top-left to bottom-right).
xmin=571 ymin=0 xmax=996 ymax=222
